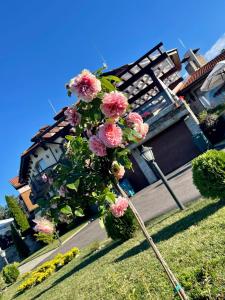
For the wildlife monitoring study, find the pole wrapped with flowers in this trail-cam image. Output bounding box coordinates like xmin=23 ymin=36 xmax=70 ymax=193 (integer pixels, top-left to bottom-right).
xmin=39 ymin=67 xmax=188 ymax=299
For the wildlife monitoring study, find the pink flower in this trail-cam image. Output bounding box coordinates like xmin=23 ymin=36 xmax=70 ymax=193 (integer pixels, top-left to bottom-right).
xmin=134 ymin=123 xmax=149 ymax=141
xmin=98 ymin=123 xmax=123 ymax=148
xmin=141 ymin=111 xmax=151 ymax=119
xmin=112 ymin=161 xmax=125 ymax=180
xmin=33 ymin=218 xmax=55 ymax=234
xmin=68 ymin=69 xmax=101 ymax=102
xmin=110 ymin=197 xmax=129 ymax=218
xmin=89 ymin=135 xmax=107 ymax=157
xmin=58 ymin=185 xmax=67 ymax=197
xmin=126 ymin=112 xmax=143 ymax=126
xmin=100 ymin=91 xmax=128 ymax=118
xmin=41 ymin=173 xmax=48 ymax=183
xmin=64 ymin=107 xmax=81 ymax=127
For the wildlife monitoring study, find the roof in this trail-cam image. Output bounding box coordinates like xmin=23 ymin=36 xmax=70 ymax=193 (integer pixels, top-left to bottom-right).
xmin=179 ymin=51 xmax=225 ymax=93
xmin=9 ymin=176 xmax=26 ymax=190
xmin=19 ymin=110 xmax=72 ymax=183
xmin=20 ymin=189 xmax=38 ymax=212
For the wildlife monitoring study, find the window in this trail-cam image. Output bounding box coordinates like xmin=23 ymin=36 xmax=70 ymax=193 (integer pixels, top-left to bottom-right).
xmin=35 ymin=159 xmax=48 ymax=173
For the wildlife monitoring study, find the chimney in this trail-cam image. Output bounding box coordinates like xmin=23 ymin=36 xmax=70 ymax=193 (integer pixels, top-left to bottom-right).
xmin=181 ymin=49 xmax=207 ymax=75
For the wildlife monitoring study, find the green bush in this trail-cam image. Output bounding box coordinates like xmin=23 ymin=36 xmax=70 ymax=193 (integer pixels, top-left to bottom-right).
xmin=5 ymin=195 xmax=30 ymax=233
xmin=34 ymin=232 xmax=55 ymax=245
xmin=2 ymin=263 xmax=20 ymax=284
xmin=18 ymin=247 xmax=79 ymax=293
xmin=192 ymin=150 xmax=225 ymax=199
xmin=104 ymin=207 xmax=138 ymax=241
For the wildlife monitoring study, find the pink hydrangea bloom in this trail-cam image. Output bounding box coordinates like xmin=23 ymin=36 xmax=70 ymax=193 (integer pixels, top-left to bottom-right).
xmin=126 ymin=112 xmax=143 ymax=126
xmin=110 ymin=197 xmax=129 ymax=218
xmin=64 ymin=107 xmax=81 ymax=127
xmin=68 ymin=69 xmax=101 ymax=102
xmin=89 ymin=135 xmax=107 ymax=157
xmin=134 ymin=122 xmax=149 ymax=141
xmin=33 ymin=218 xmax=55 ymax=234
xmin=98 ymin=123 xmax=123 ymax=148
xmin=58 ymin=185 xmax=67 ymax=197
xmin=100 ymin=91 xmax=128 ymax=118
xmin=112 ymin=161 xmax=125 ymax=180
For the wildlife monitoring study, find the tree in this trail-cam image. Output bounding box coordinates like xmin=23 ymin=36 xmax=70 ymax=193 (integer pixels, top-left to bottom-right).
xmin=5 ymin=196 xmax=30 ymax=233
xmin=10 ymin=224 xmax=29 ymax=259
xmin=0 ymin=205 xmax=10 ymax=220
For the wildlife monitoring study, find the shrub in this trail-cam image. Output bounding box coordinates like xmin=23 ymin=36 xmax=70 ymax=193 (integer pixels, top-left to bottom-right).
xmin=2 ymin=263 xmax=20 ymax=284
xmin=5 ymin=195 xmax=30 ymax=233
xmin=104 ymin=207 xmax=138 ymax=241
xmin=192 ymin=150 xmax=225 ymax=199
xmin=18 ymin=247 xmax=80 ymax=293
xmin=10 ymin=224 xmax=30 ymax=258
xmin=34 ymin=232 xmax=55 ymax=245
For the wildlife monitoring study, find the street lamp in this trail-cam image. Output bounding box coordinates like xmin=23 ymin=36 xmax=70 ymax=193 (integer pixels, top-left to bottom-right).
xmin=0 ymin=247 xmax=9 ymax=265
xmin=141 ymin=146 xmax=185 ymax=210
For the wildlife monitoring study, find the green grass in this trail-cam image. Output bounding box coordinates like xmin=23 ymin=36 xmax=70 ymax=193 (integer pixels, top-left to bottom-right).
xmin=20 ymin=222 xmax=88 ymax=265
xmin=3 ymin=198 xmax=225 ymax=300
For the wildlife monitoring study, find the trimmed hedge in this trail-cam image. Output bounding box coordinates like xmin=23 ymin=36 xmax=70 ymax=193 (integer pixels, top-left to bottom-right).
xmin=18 ymin=247 xmax=79 ymax=293
xmin=192 ymin=150 xmax=225 ymax=199
xmin=104 ymin=207 xmax=138 ymax=241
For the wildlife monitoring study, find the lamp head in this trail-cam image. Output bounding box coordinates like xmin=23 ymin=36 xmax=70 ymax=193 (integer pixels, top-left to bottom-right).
xmin=141 ymin=146 xmax=155 ymax=162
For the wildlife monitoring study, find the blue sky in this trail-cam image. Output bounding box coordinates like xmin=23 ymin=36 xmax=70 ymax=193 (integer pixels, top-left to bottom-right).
xmin=0 ymin=0 xmax=225 ymax=205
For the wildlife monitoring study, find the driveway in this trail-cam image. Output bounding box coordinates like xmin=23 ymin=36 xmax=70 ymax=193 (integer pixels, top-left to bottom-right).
xmin=19 ymin=164 xmax=200 ymax=273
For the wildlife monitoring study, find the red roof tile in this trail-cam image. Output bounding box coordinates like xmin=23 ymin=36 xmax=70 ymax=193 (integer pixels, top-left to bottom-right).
xmin=9 ymin=176 xmax=25 ymax=189
xmin=180 ymin=51 xmax=225 ymax=92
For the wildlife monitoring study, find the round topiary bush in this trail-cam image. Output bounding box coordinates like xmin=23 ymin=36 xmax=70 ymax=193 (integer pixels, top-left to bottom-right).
xmin=192 ymin=150 xmax=225 ymax=199
xmin=2 ymin=263 xmax=20 ymax=284
xmin=104 ymin=207 xmax=138 ymax=241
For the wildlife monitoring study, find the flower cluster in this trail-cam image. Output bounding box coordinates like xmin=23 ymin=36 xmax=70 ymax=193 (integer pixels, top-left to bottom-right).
xmin=33 ymin=218 xmax=55 ymax=235
xmin=62 ymin=69 xmax=150 ymax=219
xmin=111 ymin=161 xmax=125 ymax=180
xmin=68 ymin=69 xmax=101 ymax=102
xmin=64 ymin=107 xmax=81 ymax=127
xmin=126 ymin=112 xmax=149 ymax=141
xmin=110 ymin=197 xmax=129 ymax=218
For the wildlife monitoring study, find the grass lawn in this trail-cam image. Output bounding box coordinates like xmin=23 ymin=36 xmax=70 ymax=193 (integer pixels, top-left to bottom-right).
xmin=3 ymin=198 xmax=225 ymax=300
xmin=20 ymin=222 xmax=88 ymax=266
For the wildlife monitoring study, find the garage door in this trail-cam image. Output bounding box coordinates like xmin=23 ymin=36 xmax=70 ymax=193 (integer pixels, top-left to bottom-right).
xmin=140 ymin=119 xmax=201 ymax=175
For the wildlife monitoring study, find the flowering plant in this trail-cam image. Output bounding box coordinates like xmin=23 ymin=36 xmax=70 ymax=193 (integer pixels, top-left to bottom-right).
xmin=38 ymin=67 xmax=149 ymax=223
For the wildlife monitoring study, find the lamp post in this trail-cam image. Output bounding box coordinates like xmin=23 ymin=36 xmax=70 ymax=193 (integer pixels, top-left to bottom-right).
xmin=141 ymin=146 xmax=185 ymax=210
xmin=0 ymin=247 xmax=9 ymax=265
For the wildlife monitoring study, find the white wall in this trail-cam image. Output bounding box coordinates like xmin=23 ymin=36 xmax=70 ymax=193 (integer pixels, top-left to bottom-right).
xmin=28 ymin=137 xmax=64 ymax=183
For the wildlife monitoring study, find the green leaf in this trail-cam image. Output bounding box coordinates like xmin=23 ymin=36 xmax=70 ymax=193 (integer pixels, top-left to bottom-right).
xmin=60 ymin=205 xmax=72 ymax=215
xmin=65 ymin=135 xmax=75 ymax=141
xmin=100 ymin=77 xmax=116 ymax=92
xmin=66 ymin=179 xmax=80 ymax=191
xmin=36 ymin=198 xmax=48 ymax=208
xmin=104 ymin=75 xmax=122 ymax=83
xmin=74 ymin=208 xmax=85 ymax=217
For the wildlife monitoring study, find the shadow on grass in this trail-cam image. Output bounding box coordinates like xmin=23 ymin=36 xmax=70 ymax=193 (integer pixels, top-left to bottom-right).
xmin=115 ymin=199 xmax=224 ymax=263
xmin=28 ymin=240 xmax=122 ymax=300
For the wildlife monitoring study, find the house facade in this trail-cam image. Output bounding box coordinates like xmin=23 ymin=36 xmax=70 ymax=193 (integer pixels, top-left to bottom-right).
xmin=11 ymin=42 xmax=209 ymax=200
xmin=178 ymin=48 xmax=225 ymax=114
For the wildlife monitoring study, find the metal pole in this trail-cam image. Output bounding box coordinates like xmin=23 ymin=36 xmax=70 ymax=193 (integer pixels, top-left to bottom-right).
xmin=55 ymin=231 xmax=62 ymax=246
xmin=3 ymin=256 xmax=9 ymax=265
xmin=116 ymin=183 xmax=189 ymax=300
xmin=151 ymin=161 xmax=185 ymax=210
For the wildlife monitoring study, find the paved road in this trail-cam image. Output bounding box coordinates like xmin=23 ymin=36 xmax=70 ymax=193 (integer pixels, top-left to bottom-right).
xmin=20 ymin=165 xmax=200 ymax=272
